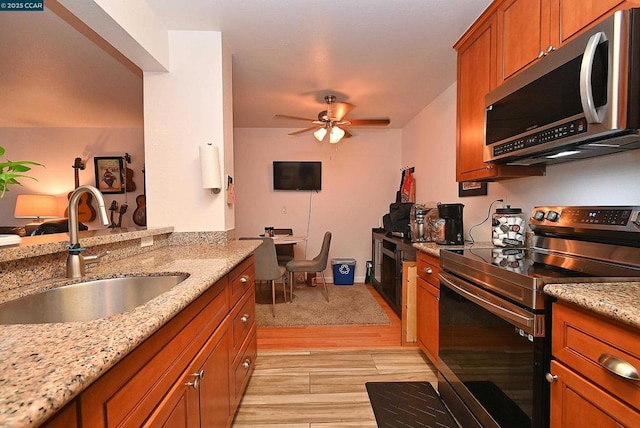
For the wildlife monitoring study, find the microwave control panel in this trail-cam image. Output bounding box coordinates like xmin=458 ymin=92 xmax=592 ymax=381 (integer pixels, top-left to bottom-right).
xmin=491 ymin=118 xmax=587 ymax=157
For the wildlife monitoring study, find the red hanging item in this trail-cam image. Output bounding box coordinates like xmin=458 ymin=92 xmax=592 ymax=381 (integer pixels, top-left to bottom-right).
xmin=400 ymin=168 xmax=415 ymax=203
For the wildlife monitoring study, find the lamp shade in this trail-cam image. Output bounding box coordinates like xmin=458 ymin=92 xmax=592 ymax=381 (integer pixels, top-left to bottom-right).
xmin=329 ymin=125 xmax=345 ymax=144
xmin=14 ymin=194 xmax=60 ymax=220
xmin=313 ymin=127 xmax=328 ymax=141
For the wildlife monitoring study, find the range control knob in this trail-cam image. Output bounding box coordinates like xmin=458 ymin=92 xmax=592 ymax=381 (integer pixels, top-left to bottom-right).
xmin=532 ymin=210 xmax=545 ymax=221
xmin=632 ymin=212 xmax=640 ymax=228
xmin=546 ymin=211 xmax=560 ymax=222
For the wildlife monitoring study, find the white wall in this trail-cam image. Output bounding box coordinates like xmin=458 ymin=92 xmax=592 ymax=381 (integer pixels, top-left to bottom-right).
xmin=402 ymin=82 xmax=640 ymax=242
xmin=234 ymin=128 xmax=402 ymax=281
xmin=0 ymin=127 xmax=144 ymax=229
xmin=144 ymin=31 xmax=230 ymax=232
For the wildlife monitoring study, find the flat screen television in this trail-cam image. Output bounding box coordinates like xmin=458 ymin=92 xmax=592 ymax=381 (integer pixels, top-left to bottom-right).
xmin=273 ymin=161 xmax=322 ymax=191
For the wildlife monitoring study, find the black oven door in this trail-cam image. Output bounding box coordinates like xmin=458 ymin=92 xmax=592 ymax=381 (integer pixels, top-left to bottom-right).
xmin=438 ymin=272 xmax=549 ymax=428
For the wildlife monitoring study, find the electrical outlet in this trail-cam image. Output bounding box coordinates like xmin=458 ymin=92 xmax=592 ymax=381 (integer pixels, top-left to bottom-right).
xmin=141 ymin=236 xmax=154 ymax=247
xmin=281 ymin=206 xmax=287 ymax=214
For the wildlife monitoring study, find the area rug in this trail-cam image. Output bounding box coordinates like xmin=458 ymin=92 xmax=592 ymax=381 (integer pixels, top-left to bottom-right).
xmin=255 ymin=282 xmax=391 ymax=327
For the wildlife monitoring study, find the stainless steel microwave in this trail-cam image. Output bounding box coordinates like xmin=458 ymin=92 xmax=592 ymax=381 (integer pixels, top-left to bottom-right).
xmin=484 ymin=8 xmax=640 ymax=165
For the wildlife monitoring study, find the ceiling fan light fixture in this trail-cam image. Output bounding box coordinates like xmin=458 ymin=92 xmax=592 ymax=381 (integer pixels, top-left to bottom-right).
xmin=313 ymin=127 xmax=327 ymax=141
xmin=329 ymin=125 xmax=345 ymax=144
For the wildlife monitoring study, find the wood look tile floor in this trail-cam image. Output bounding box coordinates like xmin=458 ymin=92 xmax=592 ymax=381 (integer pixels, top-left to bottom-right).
xmin=232 ymin=284 xmax=438 ymax=427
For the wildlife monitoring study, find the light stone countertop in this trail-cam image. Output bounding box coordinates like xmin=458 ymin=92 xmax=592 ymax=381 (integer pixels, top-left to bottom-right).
xmin=544 ymin=282 xmax=640 ymax=330
xmin=0 ymin=239 xmax=260 ymax=428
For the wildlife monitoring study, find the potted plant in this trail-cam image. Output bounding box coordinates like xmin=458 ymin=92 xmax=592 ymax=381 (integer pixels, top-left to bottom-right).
xmin=0 ymin=145 xmax=43 ymax=198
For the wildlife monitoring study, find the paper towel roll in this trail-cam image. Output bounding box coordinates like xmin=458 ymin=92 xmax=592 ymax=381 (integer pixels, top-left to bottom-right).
xmin=200 ymin=144 xmax=222 ymax=193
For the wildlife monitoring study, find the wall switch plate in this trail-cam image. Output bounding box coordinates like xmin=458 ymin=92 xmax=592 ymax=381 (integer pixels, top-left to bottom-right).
xmin=141 ymin=236 xmax=154 ymax=247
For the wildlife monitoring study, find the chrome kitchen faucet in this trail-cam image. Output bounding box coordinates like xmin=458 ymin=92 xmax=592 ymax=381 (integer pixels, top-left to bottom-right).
xmin=66 ymin=185 xmax=110 ymax=278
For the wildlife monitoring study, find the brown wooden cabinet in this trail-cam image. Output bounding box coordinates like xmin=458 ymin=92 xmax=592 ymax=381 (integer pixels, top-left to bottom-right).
xmin=455 ymin=10 xmax=545 ymax=182
xmin=454 ymin=0 xmax=640 ymax=181
xmin=44 ymin=256 xmax=257 ymax=428
xmin=548 ymin=302 xmax=640 ymax=426
xmin=416 ymin=252 xmax=440 ymax=365
xmin=497 ymin=0 xmax=640 ymax=83
xmin=551 ymin=0 xmax=635 ymax=48
xmin=497 ymin=0 xmax=551 ymax=81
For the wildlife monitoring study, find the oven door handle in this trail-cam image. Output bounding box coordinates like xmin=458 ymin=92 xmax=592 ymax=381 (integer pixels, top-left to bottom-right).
xmin=439 ymin=272 xmax=536 ymax=333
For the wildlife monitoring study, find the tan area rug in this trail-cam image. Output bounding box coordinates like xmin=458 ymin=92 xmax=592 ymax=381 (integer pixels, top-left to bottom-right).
xmin=255 ymin=282 xmax=391 ymax=327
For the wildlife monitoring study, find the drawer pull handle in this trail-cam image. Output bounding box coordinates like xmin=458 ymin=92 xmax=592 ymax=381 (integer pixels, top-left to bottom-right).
xmin=241 ymin=314 xmax=250 ymax=323
xmin=192 ymin=370 xmax=204 ymax=379
xmin=240 ymin=276 xmax=249 ymax=284
xmin=545 ymin=373 xmax=558 ymax=383
xmin=598 ymin=354 xmax=640 ymax=381
xmin=242 ymin=358 xmax=251 ymax=369
xmin=424 ymin=268 xmax=433 ymax=275
xmin=185 ymin=378 xmax=200 ymax=389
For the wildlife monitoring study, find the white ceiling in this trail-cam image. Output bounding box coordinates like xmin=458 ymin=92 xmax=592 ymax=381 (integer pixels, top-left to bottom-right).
xmin=0 ymin=0 xmax=493 ymax=132
xmin=0 ymin=6 xmax=143 ymax=128
xmin=146 ymin=0 xmax=493 ymax=130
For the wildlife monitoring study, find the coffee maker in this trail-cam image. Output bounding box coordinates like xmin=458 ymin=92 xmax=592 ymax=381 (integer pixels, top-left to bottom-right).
xmin=437 ymin=203 xmax=464 ymax=245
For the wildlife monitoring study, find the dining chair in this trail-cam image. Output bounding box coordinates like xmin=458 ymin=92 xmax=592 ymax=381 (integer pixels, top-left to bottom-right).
xmin=273 ymin=228 xmax=295 ymax=266
xmin=285 ymin=231 xmax=332 ymax=302
xmin=239 ymin=237 xmax=287 ymax=316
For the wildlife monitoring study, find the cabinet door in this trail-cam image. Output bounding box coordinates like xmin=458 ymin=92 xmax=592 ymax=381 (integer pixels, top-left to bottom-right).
xmin=144 ymin=383 xmax=199 ymax=428
xmin=456 ymin=15 xmax=498 ymax=181
xmin=498 ymin=0 xmax=551 ymax=81
xmin=198 ymin=326 xmax=231 ymax=427
xmin=548 ymin=361 xmax=640 ymax=427
xmin=416 ymin=277 xmax=439 ymax=365
xmin=552 ymin=0 xmax=627 ymax=46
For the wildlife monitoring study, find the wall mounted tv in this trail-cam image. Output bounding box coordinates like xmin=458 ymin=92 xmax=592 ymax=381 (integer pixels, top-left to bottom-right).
xmin=273 ymin=161 xmax=322 ymax=191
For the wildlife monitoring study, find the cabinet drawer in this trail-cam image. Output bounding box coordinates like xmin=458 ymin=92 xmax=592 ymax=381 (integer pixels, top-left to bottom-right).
xmin=229 ymin=256 xmax=255 ymax=308
xmin=230 ymin=285 xmax=256 ymax=356
xmin=231 ymin=325 xmax=257 ymax=409
xmin=417 ymin=251 xmax=440 ymax=287
xmin=552 ymin=303 xmax=640 ymax=409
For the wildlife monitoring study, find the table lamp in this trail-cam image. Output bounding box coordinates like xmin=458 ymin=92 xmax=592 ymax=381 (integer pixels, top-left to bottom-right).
xmin=14 ymin=194 xmax=60 ymax=234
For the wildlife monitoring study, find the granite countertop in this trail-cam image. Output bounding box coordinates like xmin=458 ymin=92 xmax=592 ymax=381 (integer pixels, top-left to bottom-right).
xmin=544 ymin=282 xmax=640 ymax=330
xmin=0 ymin=240 xmax=260 ymax=428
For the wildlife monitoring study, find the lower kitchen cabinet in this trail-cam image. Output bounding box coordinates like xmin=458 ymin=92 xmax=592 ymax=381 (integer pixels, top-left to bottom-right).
xmin=416 ymin=251 xmax=440 ymax=365
xmin=46 ymin=256 xmax=257 ymax=428
xmin=146 ymin=320 xmax=231 ymax=427
xmin=548 ymin=302 xmax=640 ymax=427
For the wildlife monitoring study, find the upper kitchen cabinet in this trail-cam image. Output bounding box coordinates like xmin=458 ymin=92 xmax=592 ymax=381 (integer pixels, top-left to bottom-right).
xmin=498 ymin=0 xmax=640 ymax=83
xmin=497 ymin=0 xmax=552 ymax=81
xmin=455 ymin=9 xmax=545 ymax=182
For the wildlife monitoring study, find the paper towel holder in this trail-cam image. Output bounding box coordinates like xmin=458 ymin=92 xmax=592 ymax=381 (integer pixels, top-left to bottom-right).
xmin=199 ymin=143 xmax=222 ymax=194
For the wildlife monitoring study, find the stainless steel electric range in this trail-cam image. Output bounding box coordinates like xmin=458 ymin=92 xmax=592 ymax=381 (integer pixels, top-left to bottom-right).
xmin=437 ymin=206 xmax=640 ymax=428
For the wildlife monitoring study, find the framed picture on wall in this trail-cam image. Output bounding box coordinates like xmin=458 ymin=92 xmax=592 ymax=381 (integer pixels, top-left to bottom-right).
xmin=94 ymin=157 xmax=125 ymax=194
xmin=458 ymin=181 xmax=488 ymax=197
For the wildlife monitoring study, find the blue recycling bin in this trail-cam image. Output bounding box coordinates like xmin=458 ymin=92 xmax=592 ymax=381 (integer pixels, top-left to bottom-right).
xmin=332 ymin=258 xmax=356 ymax=285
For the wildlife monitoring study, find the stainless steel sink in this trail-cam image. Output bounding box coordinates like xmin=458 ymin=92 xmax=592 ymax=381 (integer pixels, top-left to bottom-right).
xmin=0 ymin=274 xmax=189 ymax=324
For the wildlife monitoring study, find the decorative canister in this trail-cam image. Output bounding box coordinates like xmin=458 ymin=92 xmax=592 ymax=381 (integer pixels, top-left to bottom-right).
xmin=492 ymin=206 xmax=525 ymax=247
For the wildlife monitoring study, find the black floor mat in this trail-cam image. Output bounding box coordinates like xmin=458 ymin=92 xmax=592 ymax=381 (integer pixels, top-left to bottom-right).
xmin=366 ymin=381 xmax=458 ymax=428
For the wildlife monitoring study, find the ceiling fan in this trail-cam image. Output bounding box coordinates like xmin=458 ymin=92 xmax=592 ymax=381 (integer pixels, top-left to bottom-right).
xmin=275 ymin=95 xmax=391 ymax=144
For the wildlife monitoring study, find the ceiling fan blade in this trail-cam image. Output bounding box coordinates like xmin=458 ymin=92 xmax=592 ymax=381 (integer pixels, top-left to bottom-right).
xmin=343 ymin=129 xmax=352 ymax=139
xmin=275 ymin=114 xmax=316 ymax=122
xmin=345 ymin=118 xmax=391 ymax=126
xmin=327 ymin=102 xmax=355 ymax=121
xmin=288 ymin=126 xmax=320 ymax=135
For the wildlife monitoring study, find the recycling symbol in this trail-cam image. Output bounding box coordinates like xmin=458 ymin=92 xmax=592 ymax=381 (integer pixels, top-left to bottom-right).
xmin=339 ymin=264 xmax=350 ymax=275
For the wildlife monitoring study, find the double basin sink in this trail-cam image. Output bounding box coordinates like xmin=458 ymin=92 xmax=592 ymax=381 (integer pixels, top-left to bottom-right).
xmin=0 ymin=274 xmax=189 ymax=325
